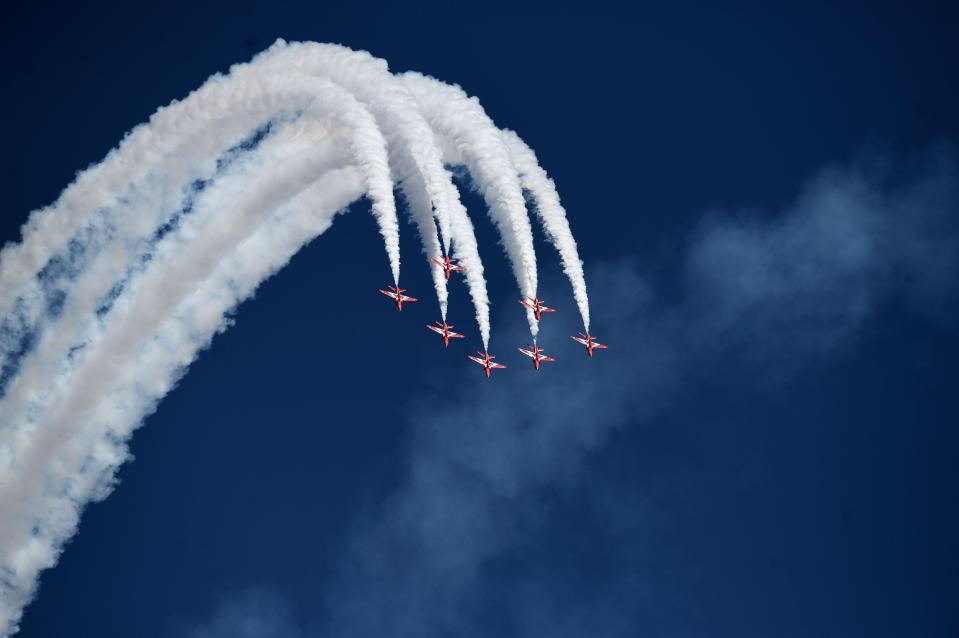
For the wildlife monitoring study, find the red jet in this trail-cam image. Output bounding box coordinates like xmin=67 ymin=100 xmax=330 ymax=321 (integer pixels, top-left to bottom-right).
xmin=431 ymin=255 xmax=465 ymax=280
xmin=426 ymin=321 xmax=465 ymax=347
xmin=467 ymin=351 xmax=507 ymax=379
xmin=570 ymin=332 xmax=608 ymax=357
xmin=518 ymin=297 xmax=556 ymax=321
xmin=517 ymin=344 xmax=556 ymax=371
xmin=379 ymin=285 xmax=417 ymax=311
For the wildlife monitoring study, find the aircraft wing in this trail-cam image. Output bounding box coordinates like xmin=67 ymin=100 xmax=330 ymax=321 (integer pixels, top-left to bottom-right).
xmin=380 ymin=289 xmax=398 ymax=300
xmin=449 ymin=331 xmax=465 ymax=339
xmin=518 ymin=347 xmax=534 ymax=358
xmin=542 ymin=355 xmax=556 ymax=362
xmin=467 ymin=354 xmax=485 ymax=365
xmin=541 ymin=306 xmax=556 ymax=313
xmin=491 ymin=362 xmax=507 ymax=369
xmin=400 ymin=294 xmax=418 ymax=302
xmin=593 ymin=342 xmax=608 ymax=349
xmin=570 ymin=335 xmax=588 ymax=346
xmin=427 ymin=324 xmax=444 ymax=335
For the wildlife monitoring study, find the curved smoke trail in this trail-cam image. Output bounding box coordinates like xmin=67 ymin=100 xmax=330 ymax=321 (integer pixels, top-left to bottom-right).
xmin=0 ymin=41 xmax=589 ymax=636
xmin=501 ymin=129 xmax=591 ymax=332
xmin=246 ymin=42 xmax=457 ymax=319
xmin=400 ymin=72 xmax=542 ymax=336
xmin=0 ymin=72 xmax=398 ymax=376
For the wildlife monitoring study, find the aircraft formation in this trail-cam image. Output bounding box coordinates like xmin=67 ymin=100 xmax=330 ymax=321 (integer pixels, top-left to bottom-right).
xmin=381 ymin=257 xmax=607 ymax=379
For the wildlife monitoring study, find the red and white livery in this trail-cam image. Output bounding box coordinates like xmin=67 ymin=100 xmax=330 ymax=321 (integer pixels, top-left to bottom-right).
xmin=426 ymin=321 xmax=465 ymax=347
xmin=431 ymin=255 xmax=466 ymax=280
xmin=467 ymin=351 xmax=507 ymax=379
xmin=570 ymin=332 xmax=608 ymax=358
xmin=518 ymin=297 xmax=556 ymax=321
xmin=517 ymin=344 xmax=556 ymax=371
xmin=379 ymin=285 xmax=417 ymax=311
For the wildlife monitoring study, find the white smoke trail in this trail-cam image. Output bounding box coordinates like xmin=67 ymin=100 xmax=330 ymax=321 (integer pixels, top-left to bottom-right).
xmin=0 ymin=72 xmax=400 ymax=376
xmin=444 ymin=175 xmax=493 ymax=348
xmin=0 ymin=42 xmax=588 ymax=636
xmin=400 ymin=172 xmax=452 ymax=318
xmin=399 ymin=72 xmax=541 ymax=337
xmin=0 ymin=136 xmax=350 ymax=540
xmin=242 ymin=43 xmax=451 ymax=318
xmin=247 ymin=42 xmax=454 ymax=254
xmin=0 ymin=132 xmax=345 ymax=456
xmin=500 ymin=129 xmax=591 ymax=332
xmin=0 ymin=163 xmax=366 ymax=636
xmin=242 ymin=42 xmax=502 ymax=340
xmin=0 ymin=74 xmax=394 ymax=437
xmin=0 ymin=105 xmax=360 ymax=638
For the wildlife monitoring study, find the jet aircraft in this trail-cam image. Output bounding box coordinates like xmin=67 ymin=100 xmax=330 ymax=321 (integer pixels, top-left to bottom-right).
xmin=379 ymin=285 xmax=417 ymax=311
xmin=431 ymin=255 xmax=465 ymax=280
xmin=518 ymin=297 xmax=556 ymax=321
xmin=426 ymin=321 xmax=465 ymax=347
xmin=517 ymin=344 xmax=556 ymax=370
xmin=570 ymin=332 xmax=608 ymax=357
xmin=467 ymin=351 xmax=507 ymax=379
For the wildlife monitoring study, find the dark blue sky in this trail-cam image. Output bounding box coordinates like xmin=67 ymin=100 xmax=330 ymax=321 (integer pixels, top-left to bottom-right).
xmin=3 ymin=1 xmax=958 ymax=637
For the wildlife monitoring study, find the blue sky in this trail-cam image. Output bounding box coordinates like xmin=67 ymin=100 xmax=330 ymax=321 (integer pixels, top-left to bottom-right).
xmin=2 ymin=1 xmax=958 ymax=636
